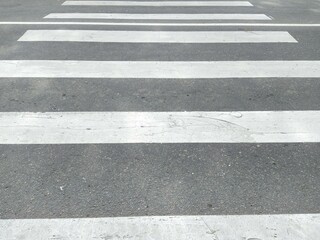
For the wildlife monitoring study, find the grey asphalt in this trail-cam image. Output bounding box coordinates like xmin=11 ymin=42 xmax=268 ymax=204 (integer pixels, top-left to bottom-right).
xmin=0 ymin=0 xmax=320 ymax=219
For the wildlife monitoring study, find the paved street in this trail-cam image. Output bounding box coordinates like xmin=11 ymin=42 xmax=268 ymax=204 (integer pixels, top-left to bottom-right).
xmin=0 ymin=0 xmax=320 ymax=238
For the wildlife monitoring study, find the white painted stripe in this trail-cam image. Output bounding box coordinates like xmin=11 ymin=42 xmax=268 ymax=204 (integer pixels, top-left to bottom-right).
xmin=18 ymin=30 xmax=297 ymax=43
xmin=1 ymin=214 xmax=320 ymax=239
xmin=63 ymin=0 xmax=253 ymax=6
xmin=44 ymin=13 xmax=272 ymax=20
xmin=2 ymin=22 xmax=320 ymax=27
xmin=0 ymin=111 xmax=320 ymax=144
xmin=0 ymin=61 xmax=319 ymax=78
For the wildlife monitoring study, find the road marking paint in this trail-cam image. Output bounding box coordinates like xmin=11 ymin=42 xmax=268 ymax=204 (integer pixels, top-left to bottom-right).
xmin=44 ymin=13 xmax=272 ymax=20
xmin=1 ymin=22 xmax=320 ymax=27
xmin=0 ymin=111 xmax=319 ymax=144
xmin=62 ymin=0 xmax=253 ymax=6
xmin=1 ymin=214 xmax=320 ymax=239
xmin=18 ymin=30 xmax=297 ymax=43
xmin=0 ymin=61 xmax=319 ymax=78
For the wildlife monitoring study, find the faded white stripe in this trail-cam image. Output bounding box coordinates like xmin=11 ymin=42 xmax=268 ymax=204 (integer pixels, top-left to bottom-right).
xmin=0 ymin=111 xmax=319 ymax=144
xmin=0 ymin=61 xmax=319 ymax=78
xmin=44 ymin=13 xmax=272 ymax=20
xmin=1 ymin=214 xmax=320 ymax=239
xmin=62 ymin=0 xmax=253 ymax=6
xmin=2 ymin=22 xmax=320 ymax=27
xmin=18 ymin=30 xmax=297 ymax=43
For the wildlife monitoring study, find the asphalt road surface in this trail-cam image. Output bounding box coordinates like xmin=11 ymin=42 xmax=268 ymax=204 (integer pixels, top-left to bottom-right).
xmin=0 ymin=0 xmax=320 ymax=239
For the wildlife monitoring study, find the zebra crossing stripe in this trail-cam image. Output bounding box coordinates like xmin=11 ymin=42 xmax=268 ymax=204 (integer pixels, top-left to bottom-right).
xmin=62 ymin=0 xmax=254 ymax=6
xmin=0 ymin=61 xmax=319 ymax=78
xmin=1 ymin=214 xmax=319 ymax=239
xmin=1 ymin=22 xmax=320 ymax=27
xmin=44 ymin=13 xmax=272 ymax=20
xmin=0 ymin=111 xmax=319 ymax=144
xmin=18 ymin=30 xmax=297 ymax=43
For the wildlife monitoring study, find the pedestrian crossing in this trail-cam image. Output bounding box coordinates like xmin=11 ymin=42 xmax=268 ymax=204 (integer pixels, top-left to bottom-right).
xmin=18 ymin=30 xmax=297 ymax=43
xmin=44 ymin=13 xmax=272 ymax=20
xmin=1 ymin=60 xmax=320 ymax=78
xmin=2 ymin=21 xmax=320 ymax=26
xmin=62 ymin=0 xmax=254 ymax=6
xmin=1 ymin=214 xmax=319 ymax=239
xmin=0 ymin=0 xmax=320 ymax=238
xmin=1 ymin=111 xmax=319 ymax=144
